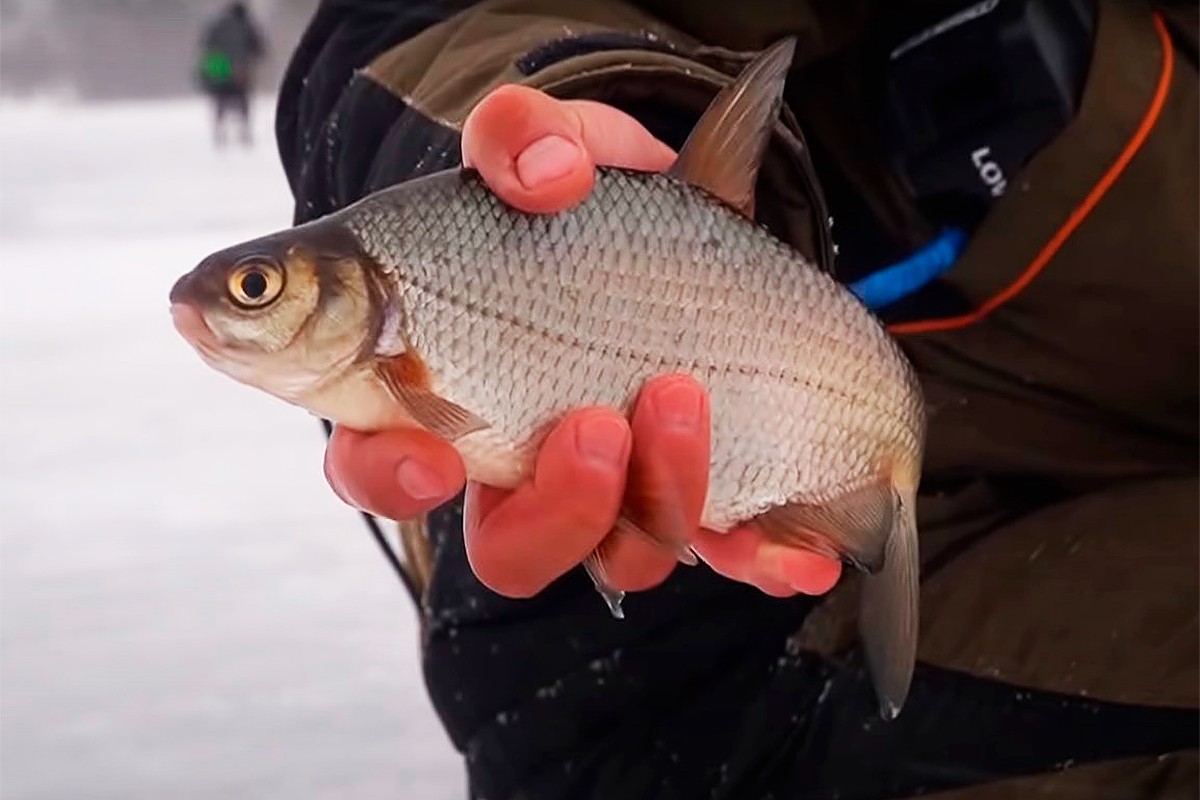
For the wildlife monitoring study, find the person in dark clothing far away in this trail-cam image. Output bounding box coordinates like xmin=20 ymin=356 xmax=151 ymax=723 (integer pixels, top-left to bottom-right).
xmin=196 ymin=1 xmax=265 ymax=147
xmin=271 ymin=1 xmax=1198 ymax=798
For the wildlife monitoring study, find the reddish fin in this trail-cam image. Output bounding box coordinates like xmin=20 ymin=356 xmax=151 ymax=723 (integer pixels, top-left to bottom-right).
xmin=667 ymin=36 xmax=796 ymax=219
xmin=582 ymin=549 xmax=626 ymax=619
xmin=753 ymin=482 xmax=895 ymax=573
xmin=374 ymin=353 xmax=489 ymax=441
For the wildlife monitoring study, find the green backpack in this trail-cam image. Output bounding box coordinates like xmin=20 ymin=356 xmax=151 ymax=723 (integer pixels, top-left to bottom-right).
xmin=197 ymin=51 xmax=234 ymax=88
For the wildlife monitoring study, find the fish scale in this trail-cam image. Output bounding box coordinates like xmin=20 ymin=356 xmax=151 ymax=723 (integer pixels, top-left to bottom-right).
xmin=344 ymin=168 xmax=923 ymax=530
xmin=169 ymin=37 xmax=925 ymax=719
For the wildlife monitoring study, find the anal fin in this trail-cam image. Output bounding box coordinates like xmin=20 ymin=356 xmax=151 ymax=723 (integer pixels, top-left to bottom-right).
xmin=753 ymin=481 xmax=919 ymax=719
xmin=753 ymin=482 xmax=895 ymax=573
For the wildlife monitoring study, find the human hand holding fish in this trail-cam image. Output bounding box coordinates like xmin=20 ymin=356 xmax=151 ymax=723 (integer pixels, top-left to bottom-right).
xmin=323 ymin=84 xmax=844 ymax=603
xmin=170 ymin=39 xmax=924 ymax=718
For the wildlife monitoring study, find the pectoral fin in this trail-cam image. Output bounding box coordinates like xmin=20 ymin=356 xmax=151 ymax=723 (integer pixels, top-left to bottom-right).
xmin=374 ymin=354 xmax=489 ymax=441
xmin=667 ymin=36 xmax=796 ymax=219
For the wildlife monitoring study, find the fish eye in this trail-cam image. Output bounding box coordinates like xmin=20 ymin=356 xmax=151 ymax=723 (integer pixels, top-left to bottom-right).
xmin=227 ymin=259 xmax=284 ymax=309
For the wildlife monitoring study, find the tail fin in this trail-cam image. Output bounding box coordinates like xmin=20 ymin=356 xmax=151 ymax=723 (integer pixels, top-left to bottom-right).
xmin=859 ymin=488 xmax=919 ymax=719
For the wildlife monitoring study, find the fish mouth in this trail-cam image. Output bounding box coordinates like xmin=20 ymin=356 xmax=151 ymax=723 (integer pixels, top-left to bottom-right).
xmin=170 ymin=302 xmax=240 ymax=367
xmin=169 ymin=302 xmax=261 ymax=379
xmin=170 ymin=302 xmax=216 ymax=350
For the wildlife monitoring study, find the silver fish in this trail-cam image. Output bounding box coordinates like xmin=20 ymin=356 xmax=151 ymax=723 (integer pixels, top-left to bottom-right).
xmin=169 ymin=38 xmax=925 ymax=719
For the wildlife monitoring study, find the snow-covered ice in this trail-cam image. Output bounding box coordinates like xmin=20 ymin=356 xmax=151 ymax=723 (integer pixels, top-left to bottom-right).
xmin=0 ymin=96 xmax=464 ymax=799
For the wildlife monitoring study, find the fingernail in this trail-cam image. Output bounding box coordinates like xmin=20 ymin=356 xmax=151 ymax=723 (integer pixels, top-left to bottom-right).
xmin=575 ymin=415 xmax=629 ymax=467
xmin=653 ymin=379 xmax=703 ymax=431
xmin=515 ymin=134 xmax=580 ymax=189
xmin=395 ymin=458 xmax=447 ymax=501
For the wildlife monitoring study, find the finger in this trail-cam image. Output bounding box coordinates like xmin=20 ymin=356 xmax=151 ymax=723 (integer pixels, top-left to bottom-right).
xmin=591 ymin=525 xmax=677 ymax=593
xmin=462 ymin=481 xmax=509 ymax=529
xmin=465 ymin=408 xmax=631 ymax=598
xmin=590 ymin=374 xmax=711 ymax=593
xmin=606 ymin=374 xmax=711 ymax=581
xmin=461 ymin=84 xmax=675 ymax=214
xmin=561 ymin=99 xmax=677 ymax=170
xmin=756 ymin=576 xmax=804 ymax=598
xmin=323 ymin=425 xmax=466 ymax=521
xmin=758 ymin=541 xmax=843 ymax=595
xmin=691 ymin=525 xmax=843 ymax=596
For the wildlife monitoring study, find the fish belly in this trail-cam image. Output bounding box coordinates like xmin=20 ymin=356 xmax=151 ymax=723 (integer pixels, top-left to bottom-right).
xmin=409 ymin=285 xmax=912 ymax=533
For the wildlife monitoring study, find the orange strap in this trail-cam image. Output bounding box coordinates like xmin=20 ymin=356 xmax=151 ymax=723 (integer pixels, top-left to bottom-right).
xmin=887 ymin=12 xmax=1176 ymax=337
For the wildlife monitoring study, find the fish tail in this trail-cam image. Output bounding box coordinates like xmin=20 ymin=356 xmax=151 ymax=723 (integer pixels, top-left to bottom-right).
xmin=858 ymin=483 xmax=919 ymax=720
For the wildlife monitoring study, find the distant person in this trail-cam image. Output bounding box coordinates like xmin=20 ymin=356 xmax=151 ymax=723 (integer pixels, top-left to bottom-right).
xmin=196 ymin=1 xmax=265 ymax=148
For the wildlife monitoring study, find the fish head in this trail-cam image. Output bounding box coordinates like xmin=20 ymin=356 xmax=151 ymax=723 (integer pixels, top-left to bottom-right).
xmin=169 ymin=223 xmax=385 ymax=407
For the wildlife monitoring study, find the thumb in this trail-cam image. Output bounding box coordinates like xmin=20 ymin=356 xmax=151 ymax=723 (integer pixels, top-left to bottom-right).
xmin=461 ymin=85 xmax=675 ymax=215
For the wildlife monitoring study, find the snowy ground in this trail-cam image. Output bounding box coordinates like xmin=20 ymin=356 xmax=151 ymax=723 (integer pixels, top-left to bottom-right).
xmin=0 ymin=96 xmax=464 ymax=799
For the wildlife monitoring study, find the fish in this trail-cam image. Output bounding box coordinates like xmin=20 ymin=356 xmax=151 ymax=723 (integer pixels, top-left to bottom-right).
xmin=169 ymin=38 xmax=925 ymax=720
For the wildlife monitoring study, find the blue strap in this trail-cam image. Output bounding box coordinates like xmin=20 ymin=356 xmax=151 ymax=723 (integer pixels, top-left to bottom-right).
xmin=848 ymin=227 xmax=968 ymax=311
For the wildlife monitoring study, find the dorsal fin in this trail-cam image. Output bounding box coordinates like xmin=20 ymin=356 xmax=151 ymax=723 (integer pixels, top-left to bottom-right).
xmin=668 ymin=37 xmax=796 ymax=219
